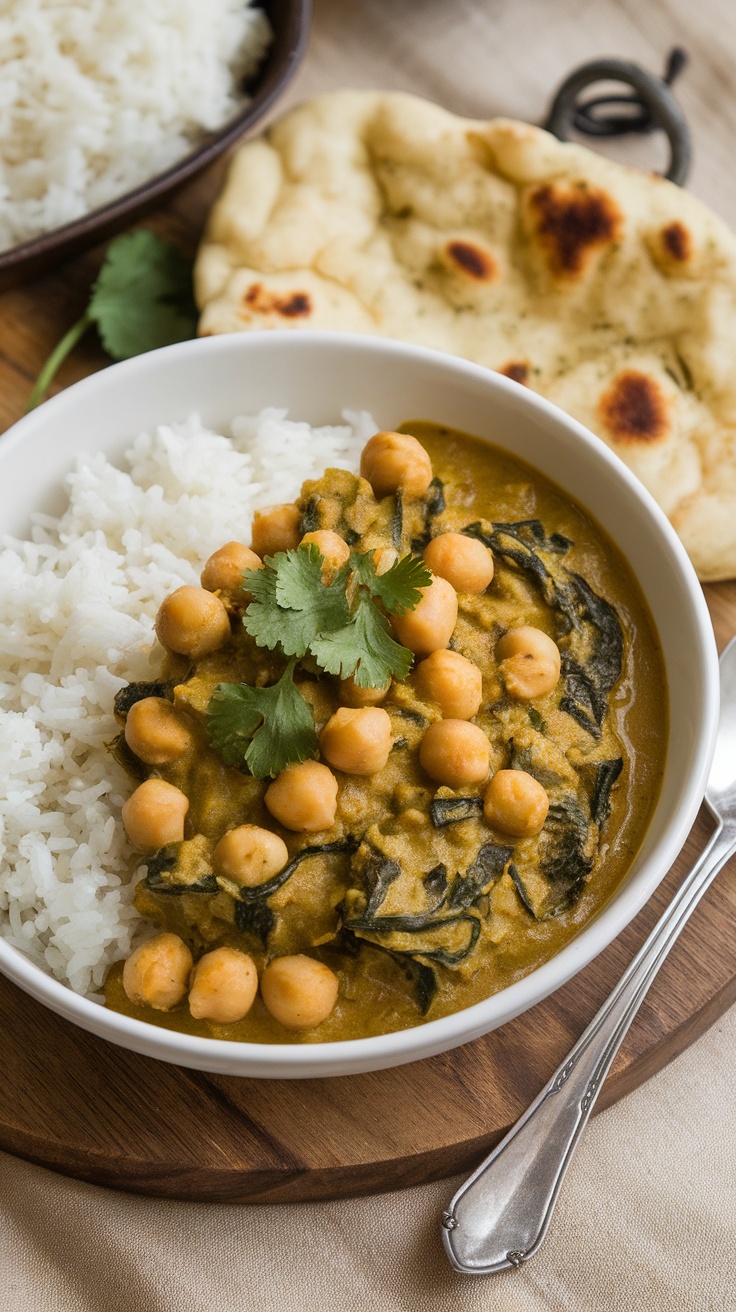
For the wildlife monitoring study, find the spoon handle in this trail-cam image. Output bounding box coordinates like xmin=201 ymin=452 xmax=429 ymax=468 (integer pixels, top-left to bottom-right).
xmin=441 ymin=820 xmax=736 ymax=1275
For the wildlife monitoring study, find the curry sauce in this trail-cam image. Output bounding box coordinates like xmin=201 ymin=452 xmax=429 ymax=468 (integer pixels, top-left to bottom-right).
xmin=105 ymin=424 xmax=667 ymax=1042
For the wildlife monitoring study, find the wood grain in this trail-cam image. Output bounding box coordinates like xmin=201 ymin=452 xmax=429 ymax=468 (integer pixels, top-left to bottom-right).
xmin=1 ymin=4 xmax=736 ymax=1201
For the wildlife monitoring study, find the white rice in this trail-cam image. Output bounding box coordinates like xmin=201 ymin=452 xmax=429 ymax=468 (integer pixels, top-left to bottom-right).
xmin=0 ymin=408 xmax=375 ymax=997
xmin=0 ymin=0 xmax=272 ymax=252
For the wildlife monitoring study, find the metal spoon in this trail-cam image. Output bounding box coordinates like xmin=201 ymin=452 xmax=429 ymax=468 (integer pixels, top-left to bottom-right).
xmin=441 ymin=636 xmax=736 ymax=1276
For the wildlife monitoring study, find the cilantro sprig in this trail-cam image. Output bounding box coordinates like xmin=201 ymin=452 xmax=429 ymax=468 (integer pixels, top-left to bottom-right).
xmin=243 ymin=545 xmax=351 ymax=658
xmin=310 ymin=591 xmax=413 ymax=686
xmin=205 ymin=660 xmax=317 ymax=780
xmin=27 ymin=230 xmax=197 ymax=410
xmin=243 ymin=545 xmax=431 ymax=687
xmin=206 ymin=545 xmax=432 ymax=777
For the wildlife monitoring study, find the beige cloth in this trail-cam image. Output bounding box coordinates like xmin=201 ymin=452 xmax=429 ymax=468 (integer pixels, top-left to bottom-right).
xmin=4 ymin=1 xmax=736 ymax=1308
xmin=0 ymin=1004 xmax=735 ymax=1311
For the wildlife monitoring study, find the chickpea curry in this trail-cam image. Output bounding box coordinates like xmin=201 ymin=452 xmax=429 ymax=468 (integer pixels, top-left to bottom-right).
xmin=105 ymin=424 xmax=667 ymax=1042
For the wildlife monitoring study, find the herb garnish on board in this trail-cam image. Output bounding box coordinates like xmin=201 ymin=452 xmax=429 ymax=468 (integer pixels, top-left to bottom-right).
xmin=205 ymin=545 xmax=432 ymax=778
xmin=27 ymin=230 xmax=197 ymax=410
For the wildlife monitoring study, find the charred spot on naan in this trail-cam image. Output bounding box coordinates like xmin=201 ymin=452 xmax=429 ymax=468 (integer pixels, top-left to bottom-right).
xmin=443 ymin=239 xmax=498 ymax=282
xmin=499 ymin=361 xmax=530 ymax=386
xmin=598 ymin=370 xmax=671 ymax=444
xmin=240 ymin=283 xmax=312 ymax=320
xmin=525 ymin=182 xmax=622 ymax=279
xmin=648 ymin=220 xmax=696 ymax=275
xmin=661 ymin=222 xmax=692 ymax=263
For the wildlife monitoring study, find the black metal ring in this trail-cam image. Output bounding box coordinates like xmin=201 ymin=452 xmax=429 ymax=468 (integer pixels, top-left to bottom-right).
xmin=544 ymin=57 xmax=692 ymax=186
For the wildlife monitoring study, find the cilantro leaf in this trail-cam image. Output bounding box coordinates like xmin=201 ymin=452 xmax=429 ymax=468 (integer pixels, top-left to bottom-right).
xmin=243 ymin=547 xmax=351 ymax=657
xmin=90 ymin=230 xmax=197 ymax=360
xmin=310 ymin=593 xmax=413 ymax=687
xmin=271 ymin=544 xmax=325 ymax=609
xmin=240 ymin=543 xmax=423 ymax=694
xmin=205 ymin=661 xmax=318 ymax=779
xmin=241 ymin=561 xmax=311 ymax=656
xmin=350 ymin=550 xmax=432 ymax=615
xmin=272 ymin=546 xmax=351 ymax=630
xmin=26 ymin=230 xmax=197 ymax=410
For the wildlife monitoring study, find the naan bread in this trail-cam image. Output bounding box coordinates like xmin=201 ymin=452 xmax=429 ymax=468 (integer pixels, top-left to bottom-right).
xmin=195 ymin=90 xmax=736 ymax=580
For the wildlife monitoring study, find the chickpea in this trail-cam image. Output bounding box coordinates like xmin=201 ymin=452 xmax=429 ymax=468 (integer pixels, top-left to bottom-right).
xmin=320 ymin=706 xmax=392 ymax=775
xmin=392 ymin=573 xmax=458 ymax=658
xmin=360 ymin=431 xmax=433 ymax=498
xmin=123 ymin=932 xmax=192 ymax=1011
xmin=213 ymin=825 xmax=288 ymax=888
xmin=483 ymin=769 xmax=549 ymax=837
xmin=200 ymin=542 xmax=263 ymax=598
xmin=155 ymin=586 xmax=230 ymax=659
xmin=496 ymin=626 xmax=561 ymax=700
xmin=423 ymin=532 xmax=494 ymax=594
xmin=300 ymin=530 xmax=350 ymax=574
xmin=121 ymin=778 xmax=189 ymax=852
xmin=260 ymin=954 xmax=339 ymax=1030
xmin=124 ymin=697 xmax=193 ymax=766
xmin=188 ymin=947 xmax=258 ymax=1023
xmin=339 ymin=672 xmax=390 ymax=707
xmin=414 ymin=649 xmax=482 ymax=720
xmin=251 ymin=503 xmax=301 ymax=558
xmin=419 ymin=719 xmax=491 ymax=787
xmin=264 ymin=760 xmax=338 ymax=832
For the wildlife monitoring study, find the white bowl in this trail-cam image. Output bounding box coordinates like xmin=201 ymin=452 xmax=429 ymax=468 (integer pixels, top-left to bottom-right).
xmin=0 ymin=332 xmax=719 ymax=1078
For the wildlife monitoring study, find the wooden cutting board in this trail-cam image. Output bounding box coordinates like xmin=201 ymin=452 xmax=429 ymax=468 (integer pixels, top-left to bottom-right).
xmin=0 ymin=166 xmax=735 ymax=1204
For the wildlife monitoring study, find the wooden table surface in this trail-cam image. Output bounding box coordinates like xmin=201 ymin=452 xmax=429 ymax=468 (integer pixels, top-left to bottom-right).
xmin=1 ymin=0 xmax=736 ymax=1203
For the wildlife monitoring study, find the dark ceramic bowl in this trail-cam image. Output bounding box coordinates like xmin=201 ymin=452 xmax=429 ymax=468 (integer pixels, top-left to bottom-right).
xmin=0 ymin=0 xmax=311 ymax=290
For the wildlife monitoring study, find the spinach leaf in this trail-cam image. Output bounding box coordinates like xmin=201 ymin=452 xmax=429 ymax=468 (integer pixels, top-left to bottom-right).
xmin=109 ymin=732 xmax=147 ymax=782
xmin=114 ymin=679 xmax=175 ymax=718
xmin=527 ymin=707 xmax=546 ymax=733
xmin=448 ymin=842 xmax=513 ymax=909
xmin=464 ymin=519 xmax=579 ymax=631
xmin=411 ymin=476 xmax=446 ymax=552
xmin=359 ymin=846 xmax=401 ymax=917
xmin=508 ymin=861 xmax=579 ymax=920
xmin=408 ymin=959 xmax=437 ymax=1014
xmin=298 ymin=496 xmax=321 ymax=535
xmin=463 ymin=518 xmax=623 ymax=739
xmin=423 ymin=863 xmax=449 ymax=903
xmin=345 ymin=907 xmax=482 ymax=966
xmin=538 ymin=797 xmax=594 ymax=886
xmin=236 ymin=836 xmax=359 ymax=904
xmin=393 ymin=706 xmax=429 ymax=728
xmin=591 ymin=758 xmax=624 ymax=825
xmin=143 ymin=844 xmax=218 ymax=896
xmin=570 ymin=573 xmax=624 ymax=710
xmin=508 ymin=792 xmax=596 ymax=920
xmin=429 ymin=795 xmax=484 ymax=828
xmin=234 ymin=899 xmax=275 ymax=947
xmin=559 ymin=655 xmax=604 ymax=737
xmin=359 ymin=940 xmax=438 ymax=1014
xmin=509 ymin=741 xmax=564 ymax=789
xmin=392 ymin=491 xmax=404 ymax=551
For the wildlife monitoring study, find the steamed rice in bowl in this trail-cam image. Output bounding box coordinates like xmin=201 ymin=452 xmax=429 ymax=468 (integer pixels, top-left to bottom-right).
xmin=0 ymin=408 xmax=374 ymax=996
xmin=0 ymin=0 xmax=271 ymax=253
